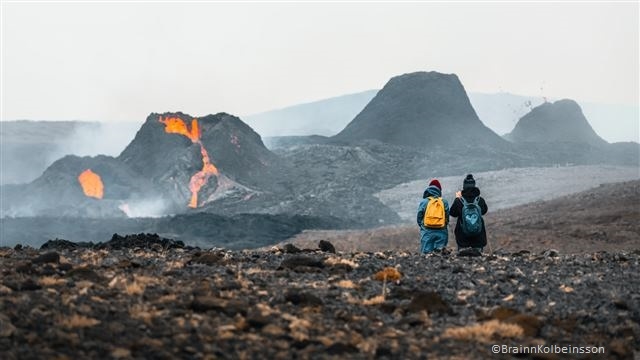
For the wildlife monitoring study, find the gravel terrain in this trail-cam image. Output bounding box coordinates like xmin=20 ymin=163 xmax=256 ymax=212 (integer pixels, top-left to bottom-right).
xmin=1 ymin=240 xmax=638 ymax=359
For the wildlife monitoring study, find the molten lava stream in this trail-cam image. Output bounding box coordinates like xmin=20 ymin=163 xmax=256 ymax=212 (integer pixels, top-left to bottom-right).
xmin=158 ymin=116 xmax=219 ymax=208
xmin=159 ymin=116 xmax=200 ymax=142
xmin=188 ymin=144 xmax=219 ymax=208
xmin=78 ymin=169 xmax=104 ymax=199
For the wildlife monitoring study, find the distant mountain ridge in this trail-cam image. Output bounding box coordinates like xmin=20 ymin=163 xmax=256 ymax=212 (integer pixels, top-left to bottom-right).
xmin=244 ymin=90 xmax=638 ymax=144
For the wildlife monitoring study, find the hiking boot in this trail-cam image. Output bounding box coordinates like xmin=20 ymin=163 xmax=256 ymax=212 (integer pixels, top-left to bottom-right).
xmin=458 ymin=247 xmax=482 ymax=257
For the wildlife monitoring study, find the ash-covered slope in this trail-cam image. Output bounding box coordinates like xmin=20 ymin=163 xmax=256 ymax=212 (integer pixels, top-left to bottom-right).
xmin=489 ymin=180 xmax=640 ymax=253
xmin=504 ymin=99 xmax=608 ymax=146
xmin=333 ymin=71 xmax=507 ymax=149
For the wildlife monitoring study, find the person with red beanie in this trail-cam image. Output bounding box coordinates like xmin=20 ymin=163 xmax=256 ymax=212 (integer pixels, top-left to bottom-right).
xmin=417 ymin=178 xmax=450 ymax=254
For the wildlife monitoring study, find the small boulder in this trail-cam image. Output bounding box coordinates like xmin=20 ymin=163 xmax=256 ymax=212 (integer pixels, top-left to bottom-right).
xmin=32 ymin=252 xmax=60 ymax=264
xmin=407 ymin=291 xmax=452 ymax=315
xmin=318 ymin=240 xmax=336 ymax=254
xmin=284 ymin=290 xmax=323 ymax=307
xmin=279 ymin=255 xmax=324 ymax=270
xmin=283 ymin=244 xmax=302 ymax=254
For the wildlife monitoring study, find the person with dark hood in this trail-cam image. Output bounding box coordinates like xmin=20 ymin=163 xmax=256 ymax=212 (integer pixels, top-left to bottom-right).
xmin=449 ymin=174 xmax=488 ymax=255
xmin=417 ymin=179 xmax=450 ymax=254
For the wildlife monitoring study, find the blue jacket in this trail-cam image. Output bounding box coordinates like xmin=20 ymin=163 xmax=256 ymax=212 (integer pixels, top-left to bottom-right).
xmin=417 ymin=185 xmax=450 ymax=229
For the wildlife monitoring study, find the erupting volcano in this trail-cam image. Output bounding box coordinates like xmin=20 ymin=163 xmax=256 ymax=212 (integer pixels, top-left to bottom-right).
xmin=77 ymin=169 xmax=104 ymax=199
xmin=158 ymin=116 xmax=219 ymax=208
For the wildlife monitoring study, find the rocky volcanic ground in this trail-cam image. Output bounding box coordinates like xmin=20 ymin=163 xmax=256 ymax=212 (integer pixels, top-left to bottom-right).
xmin=1 ymin=235 xmax=638 ymax=359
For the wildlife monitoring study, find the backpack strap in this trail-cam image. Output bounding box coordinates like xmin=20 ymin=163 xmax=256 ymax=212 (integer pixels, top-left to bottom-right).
xmin=459 ymin=196 xmax=468 ymax=206
xmin=473 ymin=196 xmax=480 ymax=206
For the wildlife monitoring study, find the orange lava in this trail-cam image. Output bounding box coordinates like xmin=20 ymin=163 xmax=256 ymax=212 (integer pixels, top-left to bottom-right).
xmin=159 ymin=116 xmax=200 ymax=142
xmin=159 ymin=116 xmax=219 ymax=208
xmin=78 ymin=169 xmax=104 ymax=199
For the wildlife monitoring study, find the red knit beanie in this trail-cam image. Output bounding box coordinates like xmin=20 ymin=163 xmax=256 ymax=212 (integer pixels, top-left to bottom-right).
xmin=429 ymin=179 xmax=442 ymax=191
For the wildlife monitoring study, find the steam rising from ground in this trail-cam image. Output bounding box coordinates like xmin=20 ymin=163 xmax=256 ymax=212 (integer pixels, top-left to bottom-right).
xmin=47 ymin=121 xmax=141 ymax=161
xmin=119 ymin=198 xmax=170 ymax=218
xmin=0 ymin=121 xmax=142 ymax=185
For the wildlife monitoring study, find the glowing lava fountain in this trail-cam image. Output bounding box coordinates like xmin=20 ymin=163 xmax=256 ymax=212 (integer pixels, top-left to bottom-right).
xmin=78 ymin=169 xmax=104 ymax=199
xmin=159 ymin=116 xmax=219 ymax=208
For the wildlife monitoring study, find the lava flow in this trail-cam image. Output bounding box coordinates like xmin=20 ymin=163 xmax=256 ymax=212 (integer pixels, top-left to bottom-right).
xmin=158 ymin=116 xmax=219 ymax=208
xmin=78 ymin=169 xmax=104 ymax=199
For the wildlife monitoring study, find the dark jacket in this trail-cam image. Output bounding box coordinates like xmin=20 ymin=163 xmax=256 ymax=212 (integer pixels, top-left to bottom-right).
xmin=449 ymin=187 xmax=488 ymax=248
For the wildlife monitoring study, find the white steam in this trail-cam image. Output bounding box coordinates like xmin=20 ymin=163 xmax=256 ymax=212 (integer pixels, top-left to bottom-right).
xmin=119 ymin=198 xmax=170 ymax=218
xmin=46 ymin=121 xmax=141 ymax=162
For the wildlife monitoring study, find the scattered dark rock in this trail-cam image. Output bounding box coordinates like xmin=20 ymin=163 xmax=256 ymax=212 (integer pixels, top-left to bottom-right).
xmin=406 ymin=291 xmax=452 ymax=315
xmin=58 ymin=262 xmax=73 ymax=271
xmin=66 ymin=267 xmax=103 ymax=283
xmin=612 ymin=299 xmax=629 ymax=310
xmin=13 ymin=244 xmax=22 ymax=251
xmin=0 ymin=314 xmax=16 ymax=338
xmin=189 ymin=252 xmax=225 ymax=265
xmin=327 ymin=263 xmax=353 ymax=274
xmin=3 ymin=277 xmax=41 ymax=291
xmin=609 ymin=339 xmax=633 ymax=359
xmin=32 ymin=252 xmax=60 ymax=264
xmin=284 ymin=290 xmax=323 ymax=307
xmin=318 ymin=240 xmax=336 ymax=253
xmin=282 ymin=244 xmax=302 ymax=254
xmin=15 ymin=262 xmax=34 ymax=274
xmin=389 ymin=287 xmax=415 ymax=300
xmin=191 ymin=296 xmax=247 ymax=316
xmin=246 ymin=311 xmax=271 ymax=329
xmin=41 ymin=264 xmax=56 ymax=276
xmin=97 ymin=233 xmax=184 ymax=251
xmin=40 ymin=239 xmax=91 ymax=250
xmin=279 ymin=255 xmax=324 ymax=270
xmin=326 ymin=343 xmax=359 ymax=355
xmin=376 ymin=346 xmax=393 ymax=357
xmin=512 ymin=250 xmax=531 ymax=257
xmin=397 ymin=313 xmax=428 ymax=327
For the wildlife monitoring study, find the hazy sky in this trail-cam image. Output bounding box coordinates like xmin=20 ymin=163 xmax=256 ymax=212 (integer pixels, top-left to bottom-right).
xmin=1 ymin=1 xmax=638 ymax=122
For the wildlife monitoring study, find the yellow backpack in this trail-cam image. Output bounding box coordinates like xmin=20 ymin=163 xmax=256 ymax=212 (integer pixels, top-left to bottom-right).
xmin=423 ymin=196 xmax=446 ymax=228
